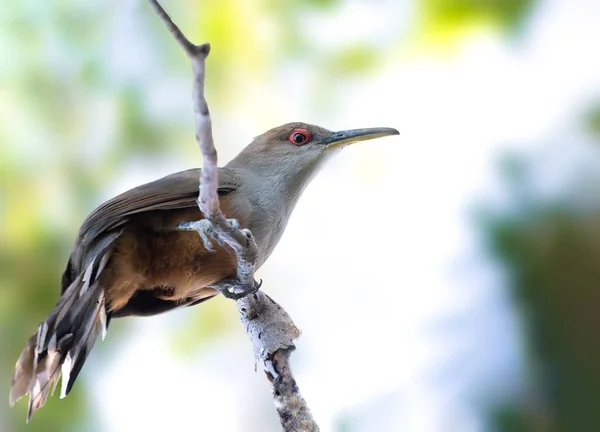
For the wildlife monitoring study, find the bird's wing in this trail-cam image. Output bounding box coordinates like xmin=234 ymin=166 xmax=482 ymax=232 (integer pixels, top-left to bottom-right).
xmin=79 ymin=168 xmax=239 ymax=241
xmin=62 ymin=168 xmax=240 ymax=293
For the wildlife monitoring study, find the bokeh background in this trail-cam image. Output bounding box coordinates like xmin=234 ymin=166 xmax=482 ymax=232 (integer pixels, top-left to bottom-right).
xmin=2 ymin=0 xmax=600 ymax=431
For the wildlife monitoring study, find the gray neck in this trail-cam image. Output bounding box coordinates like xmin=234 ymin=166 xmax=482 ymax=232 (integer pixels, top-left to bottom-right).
xmin=226 ymin=151 xmax=332 ymax=266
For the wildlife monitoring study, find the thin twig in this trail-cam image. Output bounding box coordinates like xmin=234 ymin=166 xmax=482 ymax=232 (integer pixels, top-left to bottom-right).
xmin=148 ymin=2 xmax=319 ymax=431
xmin=148 ymin=0 xmax=256 ymax=287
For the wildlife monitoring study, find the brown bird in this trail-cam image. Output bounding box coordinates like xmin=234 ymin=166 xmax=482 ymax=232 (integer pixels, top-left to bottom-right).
xmin=9 ymin=122 xmax=398 ymax=421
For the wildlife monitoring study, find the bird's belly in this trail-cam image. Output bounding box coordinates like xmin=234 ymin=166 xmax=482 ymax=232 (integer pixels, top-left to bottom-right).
xmin=103 ymin=223 xmax=237 ymax=311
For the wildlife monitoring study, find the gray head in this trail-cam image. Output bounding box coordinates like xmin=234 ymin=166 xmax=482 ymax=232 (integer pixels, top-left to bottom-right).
xmin=226 ymin=122 xmax=399 ymax=183
xmin=226 ymin=122 xmax=398 ymax=264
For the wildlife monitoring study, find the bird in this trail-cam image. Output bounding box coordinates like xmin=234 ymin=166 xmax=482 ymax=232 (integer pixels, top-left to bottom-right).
xmin=9 ymin=122 xmax=398 ymax=421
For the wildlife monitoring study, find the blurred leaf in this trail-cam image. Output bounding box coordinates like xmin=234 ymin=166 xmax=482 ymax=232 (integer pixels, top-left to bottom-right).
xmin=117 ymin=86 xmax=171 ymax=154
xmin=326 ymin=45 xmax=378 ymax=75
xmin=302 ymin=0 xmax=337 ymax=8
xmin=420 ymin=0 xmax=537 ymax=43
xmin=482 ymin=150 xmax=600 ymax=431
xmin=585 ymin=103 xmax=600 ymax=140
xmin=490 ymin=403 xmax=544 ymax=432
xmin=423 ymin=0 xmax=535 ymax=29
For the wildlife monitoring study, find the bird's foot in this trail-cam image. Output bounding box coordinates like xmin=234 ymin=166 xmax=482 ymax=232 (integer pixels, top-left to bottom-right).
xmin=174 ymin=219 xmax=241 ymax=252
xmin=211 ymin=277 xmax=263 ymax=300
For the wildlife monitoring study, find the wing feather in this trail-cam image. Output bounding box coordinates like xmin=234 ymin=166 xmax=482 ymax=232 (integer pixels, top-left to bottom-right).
xmin=62 ymin=168 xmax=240 ymax=293
xmin=80 ymin=168 xmax=239 ymax=245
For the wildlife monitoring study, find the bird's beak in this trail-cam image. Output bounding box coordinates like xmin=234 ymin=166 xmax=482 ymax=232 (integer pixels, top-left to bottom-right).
xmin=323 ymin=127 xmax=399 ymax=150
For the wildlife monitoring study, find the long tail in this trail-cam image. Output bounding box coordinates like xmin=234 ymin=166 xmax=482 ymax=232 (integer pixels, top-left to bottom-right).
xmin=9 ymin=244 xmax=113 ymax=422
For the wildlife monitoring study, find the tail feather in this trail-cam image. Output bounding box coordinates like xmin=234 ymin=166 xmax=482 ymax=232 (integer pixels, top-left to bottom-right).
xmin=63 ymin=285 xmax=107 ymax=396
xmin=9 ymin=241 xmax=115 ymax=422
xmin=9 ymin=335 xmax=36 ymax=407
xmin=26 ymin=333 xmax=74 ymax=422
xmin=9 ymin=272 xmax=85 ymax=410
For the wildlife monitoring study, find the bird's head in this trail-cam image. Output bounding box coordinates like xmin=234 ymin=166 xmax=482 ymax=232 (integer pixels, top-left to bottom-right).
xmin=228 ymin=122 xmax=399 ymax=179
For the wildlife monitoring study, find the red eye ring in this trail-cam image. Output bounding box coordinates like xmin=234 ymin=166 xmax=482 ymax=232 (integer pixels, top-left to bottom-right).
xmin=288 ymin=128 xmax=312 ymax=146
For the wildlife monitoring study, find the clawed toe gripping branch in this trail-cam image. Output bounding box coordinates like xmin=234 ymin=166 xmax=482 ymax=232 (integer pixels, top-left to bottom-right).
xmin=148 ymin=1 xmax=319 ymax=430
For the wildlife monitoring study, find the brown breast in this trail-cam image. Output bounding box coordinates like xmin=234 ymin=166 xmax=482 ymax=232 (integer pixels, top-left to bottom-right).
xmin=102 ymin=195 xmax=244 ymax=312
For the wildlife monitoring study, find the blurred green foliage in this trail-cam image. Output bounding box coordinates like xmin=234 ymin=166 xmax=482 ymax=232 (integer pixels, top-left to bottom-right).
xmin=482 ymin=125 xmax=600 ymax=431
xmin=488 ymin=209 xmax=600 ymax=430
xmin=422 ymin=0 xmax=535 ymax=32
xmin=585 ymin=104 xmax=600 ymax=139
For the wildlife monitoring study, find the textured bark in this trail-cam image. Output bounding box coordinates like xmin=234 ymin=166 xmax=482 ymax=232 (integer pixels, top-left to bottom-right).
xmin=237 ymin=294 xmax=317 ymax=431
xmin=148 ymin=1 xmax=319 ymax=430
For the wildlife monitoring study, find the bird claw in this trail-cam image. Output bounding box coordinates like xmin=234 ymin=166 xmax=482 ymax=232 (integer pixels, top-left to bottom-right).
xmin=175 ymin=218 xmax=241 ymax=252
xmin=211 ymin=278 xmax=263 ymax=300
xmin=172 ymin=218 xmax=260 ymax=299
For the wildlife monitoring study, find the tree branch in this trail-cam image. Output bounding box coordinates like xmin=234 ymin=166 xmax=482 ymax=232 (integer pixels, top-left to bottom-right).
xmin=147 ymin=2 xmax=319 ymax=430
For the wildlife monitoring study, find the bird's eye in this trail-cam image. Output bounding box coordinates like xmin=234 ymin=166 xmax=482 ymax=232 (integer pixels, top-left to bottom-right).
xmin=288 ymin=128 xmax=311 ymax=146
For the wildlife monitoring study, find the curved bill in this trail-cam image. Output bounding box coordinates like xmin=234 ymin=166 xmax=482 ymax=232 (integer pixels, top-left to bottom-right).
xmin=323 ymin=127 xmax=399 ymax=149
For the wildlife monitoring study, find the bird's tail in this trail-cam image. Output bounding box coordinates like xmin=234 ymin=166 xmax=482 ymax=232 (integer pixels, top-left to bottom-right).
xmin=9 ymin=246 xmax=113 ymax=422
